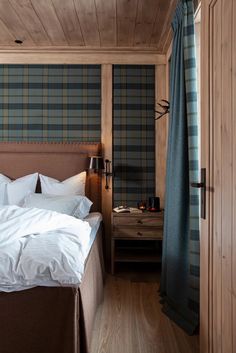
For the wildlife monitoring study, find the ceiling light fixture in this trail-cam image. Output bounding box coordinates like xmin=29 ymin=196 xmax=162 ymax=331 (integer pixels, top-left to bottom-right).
xmin=14 ymin=39 xmax=23 ymax=44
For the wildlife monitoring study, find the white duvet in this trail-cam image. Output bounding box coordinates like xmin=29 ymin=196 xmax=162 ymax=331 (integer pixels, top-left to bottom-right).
xmin=0 ymin=206 xmax=92 ymax=292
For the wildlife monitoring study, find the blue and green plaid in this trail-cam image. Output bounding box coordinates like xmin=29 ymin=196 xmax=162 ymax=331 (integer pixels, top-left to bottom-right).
xmin=113 ymin=65 xmax=155 ymax=207
xmin=0 ymin=64 xmax=101 ymax=142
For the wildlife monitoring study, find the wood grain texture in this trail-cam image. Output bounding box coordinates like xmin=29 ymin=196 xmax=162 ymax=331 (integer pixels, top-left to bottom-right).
xmin=95 ymin=0 xmax=116 ymax=47
xmin=221 ymin=0 xmax=233 ymax=352
xmin=116 ymin=0 xmax=138 ymax=46
xmin=0 ymin=0 xmax=177 ymax=52
xmin=133 ymin=0 xmax=158 ymax=47
xmin=233 ymin=3 xmax=236 ymax=352
xmin=101 ymin=64 xmax=113 ymax=270
xmin=51 ymin=0 xmax=84 ymax=46
xmin=74 ymin=0 xmax=100 ymax=46
xmin=212 ymin=4 xmax=222 ymax=353
xmin=0 ymin=49 xmax=165 ymax=64
xmin=9 ymin=0 xmax=50 ymax=45
xmin=155 ymin=65 xmax=167 ymax=209
xmin=0 ymin=0 xmax=34 ymax=46
xmin=201 ymin=0 xmax=236 ymax=352
xmin=30 ymin=0 xmax=68 ymax=46
xmin=91 ymin=275 xmax=199 ymax=353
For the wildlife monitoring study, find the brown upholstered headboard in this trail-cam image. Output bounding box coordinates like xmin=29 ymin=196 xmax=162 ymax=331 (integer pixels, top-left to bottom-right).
xmin=0 ymin=142 xmax=102 ymax=212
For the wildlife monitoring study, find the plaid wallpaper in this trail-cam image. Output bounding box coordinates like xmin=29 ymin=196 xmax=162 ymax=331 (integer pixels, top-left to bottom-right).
xmin=0 ymin=64 xmax=101 ymax=142
xmin=113 ymin=65 xmax=155 ymax=207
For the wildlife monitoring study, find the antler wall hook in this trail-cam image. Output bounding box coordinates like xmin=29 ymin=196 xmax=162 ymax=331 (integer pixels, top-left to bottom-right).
xmin=155 ymin=99 xmax=170 ymax=120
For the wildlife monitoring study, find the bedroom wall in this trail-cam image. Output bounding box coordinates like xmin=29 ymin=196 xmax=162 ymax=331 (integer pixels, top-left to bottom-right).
xmin=0 ymin=63 xmax=157 ymax=209
xmin=0 ymin=64 xmax=101 ymax=142
xmin=0 ymin=60 xmax=166 ymax=266
xmin=113 ymin=65 xmax=155 ymax=207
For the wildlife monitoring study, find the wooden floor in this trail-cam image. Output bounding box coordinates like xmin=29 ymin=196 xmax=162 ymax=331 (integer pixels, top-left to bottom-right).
xmin=91 ymin=273 xmax=199 ymax=353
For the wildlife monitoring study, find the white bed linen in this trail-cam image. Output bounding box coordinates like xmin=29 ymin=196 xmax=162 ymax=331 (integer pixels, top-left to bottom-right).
xmin=0 ymin=206 xmax=102 ymax=292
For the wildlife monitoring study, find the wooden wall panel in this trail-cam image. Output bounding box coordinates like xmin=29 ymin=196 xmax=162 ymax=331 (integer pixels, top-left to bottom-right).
xmin=201 ymin=0 xmax=235 ymax=352
xmin=101 ymin=64 xmax=113 ymax=269
xmin=155 ymin=64 xmax=167 ymax=209
xmin=233 ymin=2 xmax=236 ymax=352
xmin=212 ymin=3 xmax=223 ymax=352
xmin=200 ymin=1 xmax=211 ymax=352
xmin=221 ymin=1 xmax=233 ymax=351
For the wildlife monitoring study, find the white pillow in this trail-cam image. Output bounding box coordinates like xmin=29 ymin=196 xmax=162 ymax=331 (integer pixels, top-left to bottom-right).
xmin=23 ymin=193 xmax=92 ymax=219
xmin=39 ymin=172 xmax=86 ymax=196
xmin=0 ymin=173 xmax=38 ymax=206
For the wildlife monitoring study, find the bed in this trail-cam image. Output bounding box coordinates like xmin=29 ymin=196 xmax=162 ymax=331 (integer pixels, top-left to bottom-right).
xmin=0 ymin=142 xmax=105 ymax=353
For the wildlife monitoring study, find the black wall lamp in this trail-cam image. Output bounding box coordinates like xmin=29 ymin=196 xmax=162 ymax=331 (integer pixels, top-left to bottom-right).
xmin=89 ymin=156 xmax=112 ymax=190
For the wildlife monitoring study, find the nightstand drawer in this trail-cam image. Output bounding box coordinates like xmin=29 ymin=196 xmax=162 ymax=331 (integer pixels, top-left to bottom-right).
xmin=113 ymin=215 xmax=163 ymax=227
xmin=113 ymin=227 xmax=163 ymax=239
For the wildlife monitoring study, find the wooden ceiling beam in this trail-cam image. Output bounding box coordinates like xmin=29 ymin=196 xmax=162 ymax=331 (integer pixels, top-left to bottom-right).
xmin=0 ymin=48 xmax=166 ymax=65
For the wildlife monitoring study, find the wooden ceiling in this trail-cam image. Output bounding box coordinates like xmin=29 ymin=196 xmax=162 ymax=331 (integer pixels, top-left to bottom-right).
xmin=0 ymin=0 xmax=177 ymax=53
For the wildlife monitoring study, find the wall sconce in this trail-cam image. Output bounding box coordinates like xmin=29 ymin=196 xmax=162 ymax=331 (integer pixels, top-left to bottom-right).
xmin=89 ymin=156 xmax=112 ymax=190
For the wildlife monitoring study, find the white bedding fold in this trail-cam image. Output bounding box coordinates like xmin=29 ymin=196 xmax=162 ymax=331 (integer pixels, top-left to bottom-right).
xmin=0 ymin=206 xmax=92 ymax=292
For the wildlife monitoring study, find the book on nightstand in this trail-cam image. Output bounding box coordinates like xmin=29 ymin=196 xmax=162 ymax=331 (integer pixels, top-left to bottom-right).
xmin=113 ymin=206 xmax=142 ymax=214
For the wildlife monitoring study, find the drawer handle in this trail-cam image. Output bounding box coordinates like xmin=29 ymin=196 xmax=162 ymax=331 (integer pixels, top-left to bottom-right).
xmin=137 ymin=220 xmax=143 ymax=224
xmin=137 ymin=232 xmax=143 ymax=236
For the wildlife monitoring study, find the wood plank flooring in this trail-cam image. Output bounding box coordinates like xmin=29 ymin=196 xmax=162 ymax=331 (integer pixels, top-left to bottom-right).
xmin=91 ymin=274 xmax=199 ymax=353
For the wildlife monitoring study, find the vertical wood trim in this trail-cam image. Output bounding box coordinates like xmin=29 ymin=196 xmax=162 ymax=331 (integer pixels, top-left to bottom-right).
xmin=200 ymin=0 xmax=211 ymax=352
xmin=233 ymin=2 xmax=236 ymax=352
xmin=155 ymin=64 xmax=167 ymax=209
xmin=221 ymin=1 xmax=233 ymax=352
xmin=101 ymin=64 xmax=113 ymax=270
xmin=212 ymin=3 xmax=223 ymax=352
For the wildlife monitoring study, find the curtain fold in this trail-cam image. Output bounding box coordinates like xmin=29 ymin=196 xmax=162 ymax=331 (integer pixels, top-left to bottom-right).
xmin=160 ymin=0 xmax=200 ymax=335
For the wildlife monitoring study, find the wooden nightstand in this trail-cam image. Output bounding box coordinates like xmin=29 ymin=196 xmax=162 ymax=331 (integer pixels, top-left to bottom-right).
xmin=111 ymin=211 xmax=164 ymax=274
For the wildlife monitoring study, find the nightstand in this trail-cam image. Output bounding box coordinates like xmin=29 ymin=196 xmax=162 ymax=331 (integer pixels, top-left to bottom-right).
xmin=111 ymin=211 xmax=164 ymax=274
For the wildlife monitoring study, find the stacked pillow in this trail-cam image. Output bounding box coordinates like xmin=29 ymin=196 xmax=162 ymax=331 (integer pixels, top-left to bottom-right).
xmin=0 ymin=173 xmax=38 ymax=206
xmin=0 ymin=171 xmax=92 ymax=219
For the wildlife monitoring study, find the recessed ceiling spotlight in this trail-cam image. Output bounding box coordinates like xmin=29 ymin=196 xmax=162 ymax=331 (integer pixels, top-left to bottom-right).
xmin=15 ymin=39 xmax=23 ymax=44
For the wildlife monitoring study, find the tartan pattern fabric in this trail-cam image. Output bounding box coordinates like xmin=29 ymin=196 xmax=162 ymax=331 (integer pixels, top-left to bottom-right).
xmin=0 ymin=65 xmax=101 ymax=142
xmin=113 ymin=65 xmax=155 ymax=207
xmin=183 ymin=0 xmax=200 ymax=316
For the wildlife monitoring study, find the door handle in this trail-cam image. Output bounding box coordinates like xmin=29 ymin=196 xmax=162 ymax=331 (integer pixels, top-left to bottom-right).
xmin=191 ymin=168 xmax=206 ymax=219
xmin=191 ymin=182 xmax=204 ymax=188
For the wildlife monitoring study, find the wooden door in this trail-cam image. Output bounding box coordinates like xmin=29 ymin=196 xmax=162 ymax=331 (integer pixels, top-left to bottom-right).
xmin=200 ymin=0 xmax=236 ymax=353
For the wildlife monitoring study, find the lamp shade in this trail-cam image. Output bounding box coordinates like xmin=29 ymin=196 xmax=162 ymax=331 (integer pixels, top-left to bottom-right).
xmin=89 ymin=156 xmax=105 ymax=170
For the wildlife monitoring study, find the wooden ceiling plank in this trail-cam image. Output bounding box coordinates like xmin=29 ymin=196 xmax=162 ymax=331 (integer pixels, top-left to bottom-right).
xmin=156 ymin=0 xmax=177 ymax=52
xmin=116 ymin=0 xmax=138 ymax=46
xmin=0 ymin=0 xmax=35 ymax=46
xmin=51 ymin=0 xmax=84 ymax=46
xmin=0 ymin=19 xmax=15 ymax=44
xmin=95 ymin=0 xmax=116 ymax=47
xmin=9 ymin=0 xmax=51 ymax=46
xmin=133 ymin=0 xmax=159 ymax=47
xmin=74 ymin=0 xmax=100 ymax=46
xmin=30 ymin=0 xmax=68 ymax=46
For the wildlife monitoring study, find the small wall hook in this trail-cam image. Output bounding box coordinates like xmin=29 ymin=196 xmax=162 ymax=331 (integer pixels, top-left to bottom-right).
xmin=155 ymin=99 xmax=170 ymax=120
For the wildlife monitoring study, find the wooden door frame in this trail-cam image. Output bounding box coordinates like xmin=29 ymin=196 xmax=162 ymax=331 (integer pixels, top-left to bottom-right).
xmin=200 ymin=0 xmax=212 ymax=352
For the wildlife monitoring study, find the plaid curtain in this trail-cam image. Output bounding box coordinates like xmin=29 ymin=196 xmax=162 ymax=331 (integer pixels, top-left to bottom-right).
xmin=160 ymin=0 xmax=200 ymax=334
